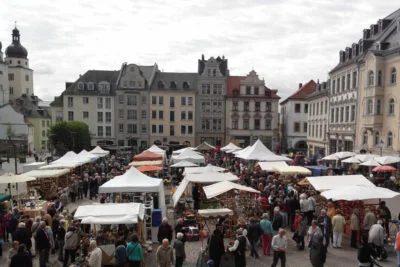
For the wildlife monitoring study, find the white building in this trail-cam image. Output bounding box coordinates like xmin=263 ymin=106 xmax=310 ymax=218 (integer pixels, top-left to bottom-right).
xmin=280 ymin=80 xmax=316 ymax=153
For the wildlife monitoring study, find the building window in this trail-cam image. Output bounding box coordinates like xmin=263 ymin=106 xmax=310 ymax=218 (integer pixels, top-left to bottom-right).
xmin=97 ymin=112 xmax=103 ymax=122
xmin=188 ymin=111 xmax=193 ymax=120
xmin=105 ymin=126 xmax=111 ymax=136
xmin=119 ymin=109 xmax=124 ymax=119
xmin=319 ymin=125 xmax=322 ymax=138
xmin=254 ymin=119 xmax=260 ymax=130
xmin=170 ymin=125 xmax=175 ymax=136
xmin=152 ymin=96 xmax=157 ymax=105
xmin=83 ymin=111 xmax=89 ymax=118
xmin=97 ymin=97 xmax=103 ymax=108
xmin=152 ymin=110 xmax=157 ymax=119
xmin=119 ymin=95 xmax=124 ymax=104
xmin=158 ymin=125 xmax=163 ymax=134
xmin=83 ymin=97 xmax=89 ymax=104
xmin=42 ymin=120 xmax=45 ymax=127
xmin=127 ymin=110 xmax=137 ymax=120
xmin=232 ymin=119 xmax=238 ymax=129
xmin=106 ymin=112 xmax=112 ymax=123
xmin=119 ymin=124 xmax=124 ymax=133
xmin=118 ymin=140 xmax=124 ymax=146
xmin=157 ymin=81 xmax=164 ymax=89
xmin=159 ymin=111 xmax=164 ymax=120
xmin=25 ymin=74 xmax=29 ymax=81
xmin=374 ymin=131 xmax=379 ymax=146
xmin=346 ymin=74 xmax=351 ymax=90
xmin=341 ymin=76 xmax=345 ymax=91
xmin=181 ymin=96 xmax=186 ymax=106
xmin=9 ymin=87 xmax=13 ymax=95
xmin=266 ymin=102 xmax=271 ymax=112
xmin=141 ymin=95 xmax=147 ymax=105
xmin=352 ymin=71 xmax=357 ymax=88
xmin=246 ymin=86 xmax=251 ymax=95
xmin=141 ymin=124 xmax=147 ymax=133
xmin=8 ymin=73 xmax=14 ymax=81
xmin=331 ymin=108 xmax=334 ymax=123
xmin=376 ymin=99 xmax=381 ymax=115
xmin=368 ymin=71 xmax=374 ymax=86
xmin=97 ymin=126 xmax=103 ymax=137
xmin=41 ymin=130 xmax=45 ymax=137
xmin=188 ymin=97 xmax=193 ymax=106
xmin=363 ymin=131 xmax=368 ymax=145
xmin=295 ymin=103 xmax=301 ymax=113
xmin=387 ymin=131 xmax=393 ymax=146
xmin=255 ymin=102 xmax=260 ymax=112
xmin=294 ymin=122 xmax=300 ymax=133
xmin=78 ymin=82 xmax=84 ymax=90
xmin=332 ymin=80 xmax=336 ymax=94
xmin=68 ymin=111 xmax=74 ymax=121
xmin=141 ymin=110 xmax=146 ymax=119
xmin=170 ymin=111 xmax=175 ymax=122
xmin=320 ymin=102 xmax=323 ymax=114
xmin=181 ymin=125 xmax=186 ymax=135
xmin=265 ymin=119 xmax=271 ymax=130
xmin=170 ymin=81 xmax=177 ymax=89
xmin=68 ymin=97 xmax=73 ymax=107
xmin=127 ymin=95 xmax=137 ymax=105
xmin=367 ymin=99 xmax=373 ymax=115
xmin=152 ymin=125 xmax=157 ymax=134
xmin=335 ymin=108 xmax=339 ymax=122
xmin=345 ymin=106 xmax=349 ymax=122
xmin=88 ymin=82 xmax=94 ymax=90
xmin=233 ymin=102 xmax=238 ymax=111
xmin=188 ymin=125 xmax=193 ymax=135
xmin=243 ymin=119 xmax=249 ymax=130
xmin=105 ymin=98 xmax=111 ymax=109
xmin=351 ymin=105 xmax=356 ymax=121
xmin=391 ymin=68 xmax=397 ymax=84
xmin=244 ymin=102 xmax=250 ymax=112
xmin=159 ymin=96 xmax=164 ymax=105
xmin=389 ymin=98 xmax=395 ymax=115
xmin=303 ymin=122 xmax=308 ymax=133
xmin=127 ymin=124 xmax=137 ymax=134
xmin=181 ymin=111 xmax=186 ymax=120
xmin=377 ymin=70 xmax=383 ymax=86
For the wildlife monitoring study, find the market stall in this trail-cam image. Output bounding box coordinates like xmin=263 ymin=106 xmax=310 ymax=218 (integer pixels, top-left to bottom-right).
xmin=258 ymin=161 xmax=288 ymax=172
xmin=170 ymin=161 xmax=198 ymax=168
xmin=183 ymin=164 xmax=226 ymax=174
xmin=136 ymin=165 xmax=163 ymax=173
xmin=220 ymin=142 xmax=242 ymax=153
xmin=236 ymin=139 xmax=292 ymax=162
xmin=321 ymin=185 xmax=400 ymax=201
xmin=304 ymin=165 xmax=330 ymax=176
xmin=129 ymin=160 xmax=163 ymax=167
xmin=22 ymin=161 xmax=47 ymax=172
xmin=24 ymin=168 xmax=71 ymax=199
xmin=89 ymin=146 xmax=110 ymax=157
xmin=273 ymin=166 xmax=312 ymax=175
xmin=195 ymin=141 xmax=216 ymax=151
xmin=305 ymin=174 xmax=375 ymax=191
xmin=171 ymin=149 xmax=206 ymax=165
xmin=0 ymin=172 xmax=36 ymax=197
xmin=134 ymin=150 xmax=163 ymax=161
xmin=146 ymin=144 xmax=167 ymax=159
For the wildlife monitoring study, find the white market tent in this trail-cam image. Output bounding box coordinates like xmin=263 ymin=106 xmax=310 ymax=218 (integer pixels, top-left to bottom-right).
xmin=376 ymin=156 xmax=400 ymax=165
xmin=359 ymin=159 xmax=381 ymax=167
xmin=183 ymin=164 xmax=225 ymax=174
xmin=78 ymin=150 xmax=100 ymax=160
xmin=221 ymin=142 xmax=242 ymax=152
xmin=355 ymin=154 xmax=379 ymax=162
xmin=22 ymin=162 xmax=47 ymax=172
xmin=273 ymin=166 xmax=312 ymax=175
xmin=195 ymin=141 xmax=216 ymax=151
xmin=0 ymin=173 xmax=36 ymax=184
xmin=321 ymin=185 xmax=400 ymax=201
xmin=171 ymin=149 xmax=205 ymax=164
xmin=89 ymin=146 xmax=110 ymax=157
xmin=24 ymin=169 xmax=70 ymax=179
xmin=203 ymin=180 xmax=260 ymax=199
xmin=170 ymin=161 xmax=198 ymax=168
xmin=173 ymin=172 xmax=239 ymax=207
xmin=233 ymin=146 xmax=250 ymax=155
xmin=258 ymin=161 xmax=288 ymax=172
xmin=44 ymin=151 xmax=89 ymax=169
xmin=334 ymin=151 xmax=356 ymax=159
xmin=322 ymin=154 xmax=339 ymax=161
xmin=236 ymin=139 xmax=292 ymax=162
xmin=198 ymin=208 xmax=234 ymax=218
xmin=74 ymin=202 xmax=144 ymax=224
xmin=99 ymin=167 xmax=166 ymax=216
xmin=306 ymin=174 xmax=375 ymax=191
xmin=341 ymin=156 xmax=361 ymax=164
xmin=146 ymin=145 xmax=166 ymax=159
xmin=172 ymin=147 xmax=197 ymax=156
xmin=129 ymin=160 xmax=163 ymax=167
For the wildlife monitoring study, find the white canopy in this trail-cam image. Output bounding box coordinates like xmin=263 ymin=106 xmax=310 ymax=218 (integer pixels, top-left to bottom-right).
xmin=236 ymin=139 xmax=292 ymax=162
xmin=74 ymin=202 xmax=144 ymax=224
xmin=376 ymin=156 xmax=400 ymax=165
xmin=24 ymin=169 xmax=70 ymax=178
xmin=45 ymin=151 xmax=89 ymax=169
xmin=334 ymin=151 xmax=356 ymax=159
xmin=274 ymin=166 xmax=312 ymax=175
xmin=306 ymin=174 xmax=375 ymax=191
xmin=233 ymin=146 xmax=251 ymax=155
xmin=172 ymin=149 xmax=205 ymax=164
xmin=129 ymin=160 xmax=163 ymax=167
xmin=184 ymin=164 xmax=225 ymax=174
xmin=195 ymin=141 xmax=216 ymax=151
xmin=89 ymin=146 xmax=110 ymax=157
xmin=173 ymin=172 xmax=239 ymax=207
xmin=0 ymin=173 xmax=36 ymax=184
xmin=99 ymin=167 xmax=166 ymax=216
xmin=258 ymin=161 xmax=288 ymax=171
xmin=172 ymin=147 xmax=196 ymax=155
xmin=170 ymin=161 xmax=198 ymax=168
xmin=146 ymin=145 xmax=166 ymax=159
xmin=22 ymin=162 xmax=46 ymax=172
xmin=321 ymin=185 xmax=400 ymax=201
xmin=322 ymin=154 xmax=339 ymax=161
xmin=203 ymin=180 xmax=260 ymax=199
xmin=221 ymin=142 xmax=242 ymax=152
xmin=197 ymin=208 xmax=234 ymax=218
xmin=355 ymin=154 xmax=379 ymax=162
xmin=78 ymin=150 xmax=100 ymax=160
xmin=360 ymin=159 xmax=381 ymax=167
xmin=341 ymin=156 xmax=361 ymax=164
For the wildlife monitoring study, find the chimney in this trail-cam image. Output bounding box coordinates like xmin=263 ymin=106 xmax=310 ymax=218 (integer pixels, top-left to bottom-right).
xmin=298 ymin=83 xmax=303 ymax=88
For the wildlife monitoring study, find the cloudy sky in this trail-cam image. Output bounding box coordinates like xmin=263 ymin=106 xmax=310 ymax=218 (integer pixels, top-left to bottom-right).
xmin=1 ymin=0 xmax=399 ymax=101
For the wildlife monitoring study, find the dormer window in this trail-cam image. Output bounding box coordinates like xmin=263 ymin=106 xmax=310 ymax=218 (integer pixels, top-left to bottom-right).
xmin=88 ymin=82 xmax=94 ymax=90
xmin=131 ymin=66 xmax=135 ymax=72
xmin=265 ymin=90 xmax=271 ymax=97
xmin=78 ymin=82 xmax=84 ymax=90
xmin=99 ymin=82 xmax=110 ymax=93
xmin=170 ymin=81 xmax=177 ymax=89
xmin=157 ymin=81 xmax=165 ymax=89
xmin=233 ymin=89 xmax=239 ymax=96
xmin=183 ymin=81 xmax=189 ymax=89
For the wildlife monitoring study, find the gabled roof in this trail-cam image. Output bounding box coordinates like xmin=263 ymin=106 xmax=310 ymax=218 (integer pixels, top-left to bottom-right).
xmin=226 ymin=76 xmax=245 ymax=96
xmin=64 ymin=70 xmax=119 ymax=96
xmin=280 ymin=80 xmax=316 ymax=105
xmin=150 ymin=71 xmax=197 ymax=92
xmin=11 ymin=94 xmax=51 ymax=119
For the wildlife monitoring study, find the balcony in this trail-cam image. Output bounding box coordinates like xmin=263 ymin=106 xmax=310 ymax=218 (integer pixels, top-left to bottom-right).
xmin=364 ymin=86 xmax=384 ymax=98
xmin=363 ymin=115 xmax=383 ymax=129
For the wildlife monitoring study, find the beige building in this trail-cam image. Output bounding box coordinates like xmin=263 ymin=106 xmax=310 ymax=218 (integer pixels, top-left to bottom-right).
xmin=149 ymin=72 xmax=197 ymax=147
xmin=226 ymin=71 xmax=280 ymax=149
xmin=356 ymin=14 xmax=400 ymax=155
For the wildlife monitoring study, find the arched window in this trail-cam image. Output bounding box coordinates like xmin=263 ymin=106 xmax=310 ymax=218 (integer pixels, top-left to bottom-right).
xmin=377 ymin=70 xmax=383 ymax=86
xmin=368 ymin=71 xmax=374 ymax=86
xmin=363 ymin=131 xmax=368 ymax=145
xmin=374 ymin=131 xmax=380 ymax=146
xmin=376 ymin=99 xmax=381 ymax=115
xmin=391 ymin=68 xmax=397 ymax=84
xmin=170 ymin=81 xmax=177 ymax=89
xmin=182 ymin=81 xmax=189 ymax=89
xmin=387 ymin=131 xmax=393 ymax=146
xmin=389 ymin=98 xmax=395 ymax=115
xmin=367 ymin=99 xmax=373 ymax=114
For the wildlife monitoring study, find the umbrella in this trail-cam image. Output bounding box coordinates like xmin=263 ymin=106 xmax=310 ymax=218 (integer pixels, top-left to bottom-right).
xmin=360 ymin=159 xmax=381 ymax=167
xmin=322 ymin=154 xmax=339 ymax=161
xmin=321 ymin=185 xmax=400 ymax=201
xmin=0 ymin=173 xmax=36 ymax=184
xmin=375 ymin=156 xmax=400 ymax=165
xmin=372 ymin=165 xmax=396 ymax=173
xmin=334 ymin=151 xmax=356 ymax=159
xmin=136 ymin=165 xmax=163 ymax=172
xmin=341 ymin=156 xmax=361 ymax=164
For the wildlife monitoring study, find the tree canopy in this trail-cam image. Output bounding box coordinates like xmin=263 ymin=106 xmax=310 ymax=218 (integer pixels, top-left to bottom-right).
xmin=49 ymin=121 xmax=91 ymax=153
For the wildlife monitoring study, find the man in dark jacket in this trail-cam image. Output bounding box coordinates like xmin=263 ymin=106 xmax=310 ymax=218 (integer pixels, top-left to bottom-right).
xmin=157 ymin=218 xmax=173 ymax=243
xmin=285 ymin=191 xmax=298 ymax=232
xmin=208 ymin=228 xmax=225 ymax=267
xmin=12 ymin=222 xmax=31 ymax=251
xmin=317 ymin=209 xmax=332 ymax=249
xmin=247 ymin=217 xmax=263 ymax=259
xmin=36 ymin=221 xmax=51 ymax=267
xmin=272 ymin=207 xmax=283 ymax=232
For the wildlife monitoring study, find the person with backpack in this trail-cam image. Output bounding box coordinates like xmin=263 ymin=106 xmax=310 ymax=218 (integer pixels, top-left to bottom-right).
xmin=126 ymin=234 xmax=144 ymax=267
xmin=395 ymin=228 xmax=400 ymax=267
xmin=229 ymin=228 xmax=248 ymax=267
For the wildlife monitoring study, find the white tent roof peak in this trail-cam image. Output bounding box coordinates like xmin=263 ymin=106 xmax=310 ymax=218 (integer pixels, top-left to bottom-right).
xmin=221 ymin=142 xmax=242 ymax=152
xmin=306 ymin=174 xmax=375 ymax=191
xmin=147 ymin=145 xmax=165 ymax=153
xmin=184 ymin=164 xmax=225 ymax=174
xmin=89 ymin=146 xmax=110 ymax=156
xmin=203 ymin=180 xmax=260 ymax=199
xmin=170 ymin=161 xmax=198 ymax=168
xmin=236 ymin=139 xmax=292 ymax=162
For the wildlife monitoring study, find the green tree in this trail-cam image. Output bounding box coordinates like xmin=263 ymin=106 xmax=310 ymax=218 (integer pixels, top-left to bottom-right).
xmin=49 ymin=121 xmax=91 ymax=153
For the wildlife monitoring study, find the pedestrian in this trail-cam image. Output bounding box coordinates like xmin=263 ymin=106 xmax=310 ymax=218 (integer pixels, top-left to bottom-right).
xmin=350 ymin=209 xmax=360 ymax=248
xmin=395 ymin=228 xmax=400 ymax=267
xmin=299 ymin=193 xmax=311 ymax=225
xmin=0 ymin=224 xmax=3 ymax=257
xmin=208 ymin=228 xmax=225 ymax=267
xmin=309 ymin=223 xmax=326 ymax=267
xmin=12 ymin=222 xmax=31 ymax=252
xmin=272 ymin=207 xmax=283 ymax=233
xmin=126 ymin=234 xmax=144 ymax=267
xmin=307 ymin=220 xmax=323 ymax=246
xmin=36 ymin=221 xmax=50 ymax=267
xmin=271 ymin=228 xmax=287 ymax=267
xmin=113 ymin=237 xmax=127 ymax=267
xmin=332 ymin=209 xmax=346 ymax=248
xmin=10 ymin=244 xmax=32 ymax=267
xmin=174 ymin=218 xmax=185 ymax=241
xmin=295 ymin=213 xmax=308 ymax=250
xmin=78 ymin=179 xmax=84 ymax=199
xmin=368 ymin=220 xmax=385 ymax=260
xmin=192 ymin=183 xmax=200 ymax=211
xmin=378 ymin=201 xmax=391 ymax=236
xmin=228 ymin=228 xmax=248 ymax=267
xmin=64 ymin=226 xmax=79 ymax=267
xmin=87 ymin=240 xmax=102 ymax=267
xmin=363 ymin=208 xmax=377 ymax=236
xmin=285 ymin=191 xmax=298 ymax=232
xmin=158 ymin=218 xmax=173 ymax=243
xmin=316 ymin=209 xmax=332 ymax=249
xmin=156 ymin=238 xmax=174 ymax=267
xmin=83 ymin=173 xmax=89 ymax=198
xmin=8 ymin=240 xmax=19 ymax=265
xmin=247 ymin=217 xmax=262 ymax=259
xmin=173 ymin=232 xmax=186 ymax=267
xmin=260 ymin=213 xmax=273 ymax=256
xmin=56 ymin=220 xmax=66 ymax=262
xmin=358 ymin=234 xmax=378 ymax=266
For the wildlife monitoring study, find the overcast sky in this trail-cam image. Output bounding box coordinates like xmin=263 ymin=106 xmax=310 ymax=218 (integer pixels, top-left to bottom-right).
xmin=1 ymin=0 xmax=399 ymax=101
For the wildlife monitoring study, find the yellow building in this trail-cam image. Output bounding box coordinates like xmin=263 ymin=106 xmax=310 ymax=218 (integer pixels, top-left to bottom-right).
xmin=356 ymin=15 xmax=400 ymax=155
xmin=149 ymin=72 xmax=197 ymax=147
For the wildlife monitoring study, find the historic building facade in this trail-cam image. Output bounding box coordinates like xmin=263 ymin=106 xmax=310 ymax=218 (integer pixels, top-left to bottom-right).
xmin=149 ymin=72 xmax=197 ymax=147
xmin=280 ymin=80 xmax=316 ymax=153
xmin=195 ymin=55 xmax=229 ymax=146
xmin=356 ymin=13 xmax=400 ymax=155
xmin=306 ymin=81 xmax=330 ymax=159
xmin=225 ymin=70 xmax=280 ymax=149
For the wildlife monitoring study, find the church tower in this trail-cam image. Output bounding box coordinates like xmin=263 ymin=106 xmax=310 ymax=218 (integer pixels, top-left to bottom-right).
xmin=5 ymin=26 xmax=34 ymax=99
